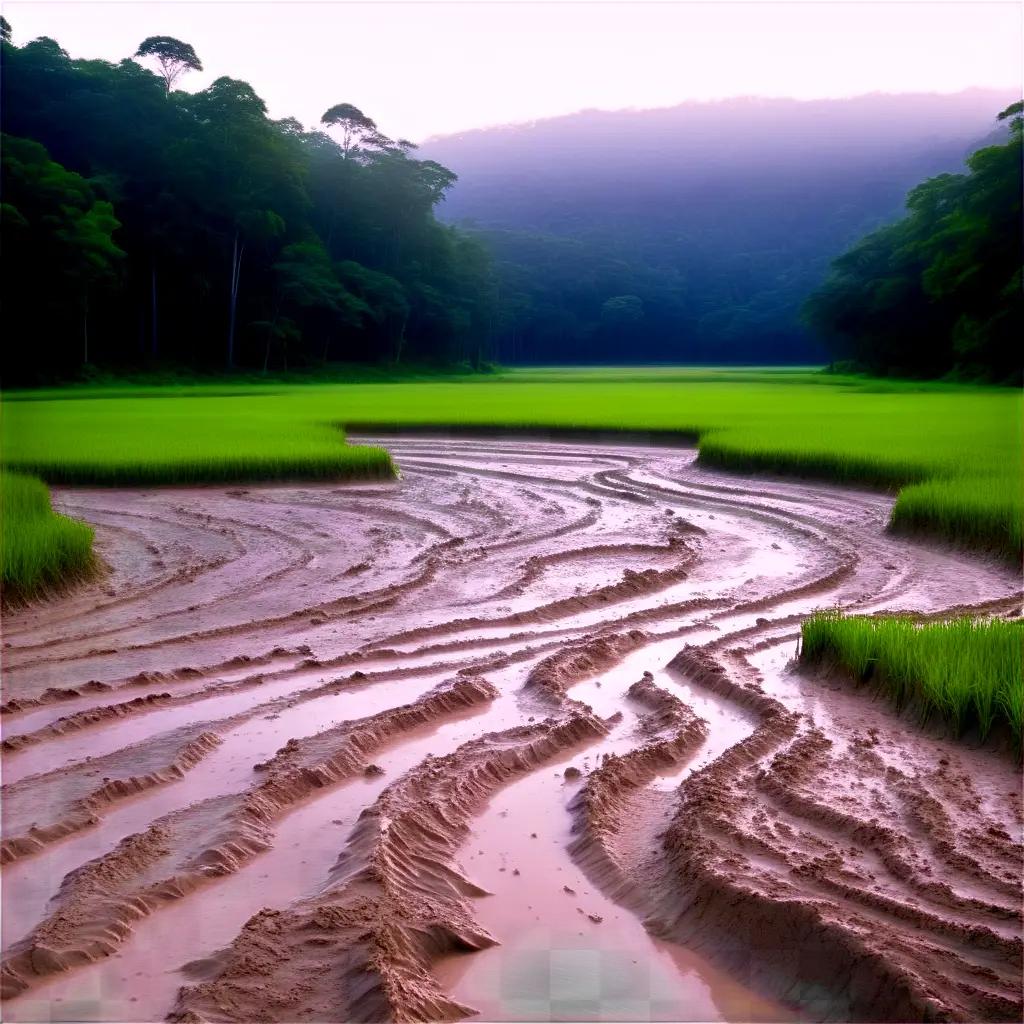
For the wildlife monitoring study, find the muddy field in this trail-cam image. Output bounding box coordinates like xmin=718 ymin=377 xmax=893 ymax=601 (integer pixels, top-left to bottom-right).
xmin=1 ymin=436 xmax=1021 ymax=1023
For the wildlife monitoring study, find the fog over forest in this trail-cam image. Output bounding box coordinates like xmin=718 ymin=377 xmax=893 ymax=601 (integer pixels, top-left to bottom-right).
xmin=423 ymin=90 xmax=1016 ymax=364
xmin=2 ymin=16 xmax=1017 ymax=382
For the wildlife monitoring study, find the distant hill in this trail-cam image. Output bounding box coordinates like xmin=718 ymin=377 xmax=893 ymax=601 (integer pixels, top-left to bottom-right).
xmin=421 ymin=90 xmax=1016 ymax=364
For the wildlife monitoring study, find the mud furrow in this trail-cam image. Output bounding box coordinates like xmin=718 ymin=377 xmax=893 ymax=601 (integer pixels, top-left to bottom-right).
xmin=568 ymin=675 xmax=709 ymax=905
xmin=651 ymin=650 xmax=1022 ymax=1022
xmin=2 ymin=435 xmax=1020 ymax=1023
xmin=169 ymin=711 xmax=612 ymax=1023
xmin=0 ymin=677 xmax=498 ymax=1000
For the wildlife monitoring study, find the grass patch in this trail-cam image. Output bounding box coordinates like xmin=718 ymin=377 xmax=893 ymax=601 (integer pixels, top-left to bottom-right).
xmin=800 ymin=611 xmax=1024 ymax=750
xmin=1 ymin=471 xmax=97 ymax=605
xmin=1 ymin=367 xmax=1020 ymax=600
xmin=1 ymin=401 xmax=396 ymax=485
xmin=892 ymin=476 xmax=1023 ymax=562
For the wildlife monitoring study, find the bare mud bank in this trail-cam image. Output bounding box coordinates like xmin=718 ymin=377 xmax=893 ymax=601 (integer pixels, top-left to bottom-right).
xmin=2 ymin=436 xmax=1020 ymax=1022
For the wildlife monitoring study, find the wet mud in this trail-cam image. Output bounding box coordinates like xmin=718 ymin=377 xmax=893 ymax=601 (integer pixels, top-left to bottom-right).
xmin=1 ymin=436 xmax=1020 ymax=1022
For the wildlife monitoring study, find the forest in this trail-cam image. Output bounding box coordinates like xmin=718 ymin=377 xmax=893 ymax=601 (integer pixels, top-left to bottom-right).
xmin=1 ymin=23 xmax=1021 ymax=382
xmin=804 ymin=101 xmax=1023 ymax=381
xmin=424 ymin=91 xmax=1021 ymax=376
xmin=0 ymin=24 xmax=495 ymax=382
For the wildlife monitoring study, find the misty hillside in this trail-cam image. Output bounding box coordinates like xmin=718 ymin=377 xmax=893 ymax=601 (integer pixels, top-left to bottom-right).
xmin=422 ymin=90 xmax=1016 ymax=364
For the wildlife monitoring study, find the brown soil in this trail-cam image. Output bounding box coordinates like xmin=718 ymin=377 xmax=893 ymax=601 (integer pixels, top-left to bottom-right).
xmin=1 ymin=435 xmax=1020 ymax=1023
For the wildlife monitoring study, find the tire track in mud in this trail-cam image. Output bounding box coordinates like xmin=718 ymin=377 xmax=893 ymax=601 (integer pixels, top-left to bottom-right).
xmin=1 ymin=435 xmax=1020 ymax=1023
xmin=644 ymin=649 xmax=1023 ymax=1022
xmin=1 ymin=677 xmax=499 ymax=1000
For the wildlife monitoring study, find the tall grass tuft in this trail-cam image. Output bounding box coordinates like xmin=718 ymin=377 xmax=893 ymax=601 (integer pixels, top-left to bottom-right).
xmin=891 ymin=476 xmax=1022 ymax=562
xmin=1 ymin=471 xmax=97 ymax=604
xmin=800 ymin=610 xmax=1024 ymax=751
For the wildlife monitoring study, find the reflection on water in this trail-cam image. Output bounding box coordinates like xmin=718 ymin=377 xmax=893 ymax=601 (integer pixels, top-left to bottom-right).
xmin=434 ymin=729 xmax=794 ymax=1023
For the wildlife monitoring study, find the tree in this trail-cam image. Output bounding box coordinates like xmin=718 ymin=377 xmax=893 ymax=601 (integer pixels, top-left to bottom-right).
xmin=337 ymin=261 xmax=410 ymax=362
xmin=227 ymin=208 xmax=286 ymax=368
xmin=1 ymin=15 xmax=12 ymax=43
xmin=274 ymin=242 xmax=370 ymax=362
xmin=321 ymin=103 xmax=380 ymax=158
xmin=134 ymin=36 xmax=202 ymax=94
xmin=1 ymin=135 xmax=123 ymax=372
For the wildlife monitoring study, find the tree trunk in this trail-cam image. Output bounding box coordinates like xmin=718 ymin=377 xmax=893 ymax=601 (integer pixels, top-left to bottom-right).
xmin=228 ymin=232 xmax=244 ymax=369
xmin=150 ymin=264 xmax=158 ymax=359
xmin=263 ymin=326 xmax=272 ymax=374
xmin=393 ymin=312 xmax=408 ymax=365
xmin=82 ymin=301 xmax=89 ymax=365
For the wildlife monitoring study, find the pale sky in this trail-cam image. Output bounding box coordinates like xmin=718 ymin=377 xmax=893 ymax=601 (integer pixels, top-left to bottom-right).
xmin=3 ymin=1 xmax=1022 ymax=141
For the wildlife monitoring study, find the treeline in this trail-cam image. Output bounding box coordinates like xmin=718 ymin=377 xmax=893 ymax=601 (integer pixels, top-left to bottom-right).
xmin=423 ymin=92 xmax=1015 ymax=369
xmin=2 ymin=22 xmax=1020 ymax=383
xmin=0 ymin=24 xmax=496 ymax=383
xmin=805 ymin=103 xmax=1023 ymax=382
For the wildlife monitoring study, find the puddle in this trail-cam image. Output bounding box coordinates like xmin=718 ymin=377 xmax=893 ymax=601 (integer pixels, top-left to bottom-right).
xmin=434 ymin=741 xmax=793 ymax=1022
xmin=3 ymin=698 xmax=502 ymax=1023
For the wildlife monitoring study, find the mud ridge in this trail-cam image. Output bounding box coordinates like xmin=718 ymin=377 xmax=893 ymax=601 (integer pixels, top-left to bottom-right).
xmin=170 ymin=711 xmax=611 ymax=1023
xmin=568 ymin=675 xmax=709 ymax=905
xmin=0 ymin=645 xmax=310 ymax=717
xmin=653 ymin=651 xmax=1023 ymax=1022
xmin=523 ymin=630 xmax=650 ymax=704
xmin=0 ymin=677 xmax=498 ymax=999
xmin=0 ymin=731 xmax=223 ymax=865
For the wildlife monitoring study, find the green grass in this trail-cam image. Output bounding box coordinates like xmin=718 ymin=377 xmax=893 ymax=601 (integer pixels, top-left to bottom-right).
xmin=0 ymin=400 xmax=396 ymax=484
xmin=892 ymin=475 xmax=1023 ymax=562
xmin=1 ymin=471 xmax=97 ymax=604
xmin=800 ymin=611 xmax=1024 ymax=749
xmin=1 ymin=368 xmax=1020 ymax=601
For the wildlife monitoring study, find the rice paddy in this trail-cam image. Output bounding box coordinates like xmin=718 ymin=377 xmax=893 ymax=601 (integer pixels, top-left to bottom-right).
xmin=0 ymin=398 xmax=396 ymax=485
xmin=0 ymin=471 xmax=96 ymax=605
xmin=1 ymin=367 xmax=1020 ymax=600
xmin=800 ymin=611 xmax=1024 ymax=749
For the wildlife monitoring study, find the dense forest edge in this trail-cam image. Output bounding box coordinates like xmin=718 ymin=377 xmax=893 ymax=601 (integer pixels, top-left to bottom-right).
xmin=1 ymin=22 xmax=1022 ymax=602
xmin=1 ymin=22 xmax=1021 ymax=383
xmin=805 ymin=101 xmax=1023 ymax=383
xmin=1 ymin=23 xmax=495 ymax=384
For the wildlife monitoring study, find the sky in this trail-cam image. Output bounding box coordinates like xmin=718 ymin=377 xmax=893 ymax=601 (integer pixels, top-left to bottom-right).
xmin=3 ymin=1 xmax=1022 ymax=141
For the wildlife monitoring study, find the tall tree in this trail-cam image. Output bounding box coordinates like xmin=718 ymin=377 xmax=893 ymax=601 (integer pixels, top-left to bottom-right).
xmin=0 ymin=29 xmax=496 ymax=380
xmin=1 ymin=135 xmax=124 ymax=371
xmin=321 ymin=103 xmax=381 ymax=158
xmin=134 ymin=36 xmax=202 ymax=94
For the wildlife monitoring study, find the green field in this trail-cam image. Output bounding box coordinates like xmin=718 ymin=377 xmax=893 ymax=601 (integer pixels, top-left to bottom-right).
xmin=0 ymin=399 xmax=396 ymax=485
xmin=0 ymin=471 xmax=96 ymax=604
xmin=2 ymin=367 xmax=1021 ymax=598
xmin=800 ymin=611 xmax=1023 ymax=750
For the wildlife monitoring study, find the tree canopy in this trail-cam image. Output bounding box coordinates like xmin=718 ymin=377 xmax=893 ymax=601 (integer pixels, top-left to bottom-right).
xmin=1 ymin=28 xmax=495 ymax=382
xmin=804 ymin=102 xmax=1023 ymax=381
xmin=1 ymin=23 xmax=1018 ymax=382
xmin=134 ymin=35 xmax=203 ymax=94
